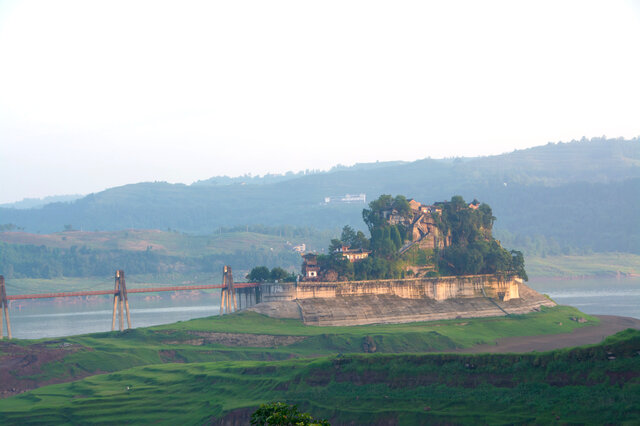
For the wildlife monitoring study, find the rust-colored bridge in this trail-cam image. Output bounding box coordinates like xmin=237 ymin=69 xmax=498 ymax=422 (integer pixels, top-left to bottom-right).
xmin=0 ymin=266 xmax=260 ymax=340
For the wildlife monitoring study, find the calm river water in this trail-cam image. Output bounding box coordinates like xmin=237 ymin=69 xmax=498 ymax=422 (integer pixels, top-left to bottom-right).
xmin=528 ymin=276 xmax=640 ymax=319
xmin=3 ymin=277 xmax=639 ymax=339
xmin=5 ymin=293 xmax=222 ymax=340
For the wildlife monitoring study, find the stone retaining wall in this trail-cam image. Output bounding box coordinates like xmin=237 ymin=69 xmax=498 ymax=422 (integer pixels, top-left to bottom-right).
xmin=260 ymin=274 xmax=520 ymax=303
xmin=251 ymin=276 xmax=555 ymax=326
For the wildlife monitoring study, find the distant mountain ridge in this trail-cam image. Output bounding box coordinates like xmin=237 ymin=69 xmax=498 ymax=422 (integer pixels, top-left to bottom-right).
xmin=0 ymin=194 xmax=84 ymax=210
xmin=192 ymin=160 xmax=407 ymax=187
xmin=1 ymin=138 xmax=638 ymax=255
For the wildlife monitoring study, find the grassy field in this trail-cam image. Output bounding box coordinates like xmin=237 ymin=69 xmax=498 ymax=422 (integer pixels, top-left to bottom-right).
xmin=1 ymin=328 xmax=638 ymax=425
xmin=1 ymin=307 xmax=598 ymax=393
xmin=526 ymin=252 xmax=640 ymax=278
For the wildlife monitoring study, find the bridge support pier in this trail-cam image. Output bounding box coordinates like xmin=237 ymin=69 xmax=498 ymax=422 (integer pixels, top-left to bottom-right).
xmin=220 ymin=266 xmax=237 ymax=315
xmin=0 ymin=276 xmax=12 ymax=339
xmin=111 ymin=270 xmax=132 ymax=331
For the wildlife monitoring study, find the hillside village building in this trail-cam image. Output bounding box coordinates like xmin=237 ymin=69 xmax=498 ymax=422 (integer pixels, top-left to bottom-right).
xmin=337 ymin=246 xmax=371 ymax=263
xmin=323 ymin=193 xmax=367 ymax=204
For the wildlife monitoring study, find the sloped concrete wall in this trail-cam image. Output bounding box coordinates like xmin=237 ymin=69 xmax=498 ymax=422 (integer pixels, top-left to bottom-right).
xmin=251 ymin=277 xmax=554 ymax=326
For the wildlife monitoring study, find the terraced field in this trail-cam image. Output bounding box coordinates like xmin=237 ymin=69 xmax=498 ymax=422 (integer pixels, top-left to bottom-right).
xmin=1 ymin=306 xmax=639 ymax=424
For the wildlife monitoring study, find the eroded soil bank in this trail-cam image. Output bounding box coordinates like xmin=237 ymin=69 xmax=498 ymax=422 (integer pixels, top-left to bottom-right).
xmin=0 ymin=341 xmax=89 ymax=398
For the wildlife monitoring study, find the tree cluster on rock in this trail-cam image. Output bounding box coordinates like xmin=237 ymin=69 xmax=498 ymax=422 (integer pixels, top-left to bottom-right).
xmin=313 ymin=194 xmax=527 ymax=282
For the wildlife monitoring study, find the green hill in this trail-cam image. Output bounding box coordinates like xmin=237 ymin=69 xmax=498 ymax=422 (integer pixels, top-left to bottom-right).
xmin=1 ymin=310 xmax=638 ymax=425
xmin=1 ymin=138 xmax=639 ymax=255
xmin=0 ymin=229 xmax=324 ymax=280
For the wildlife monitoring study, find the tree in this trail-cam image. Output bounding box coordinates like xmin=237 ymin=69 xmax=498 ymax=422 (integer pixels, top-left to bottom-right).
xmin=392 ymin=195 xmax=410 ymax=216
xmin=339 ymin=225 xmax=370 ymax=250
xmin=390 ymin=226 xmax=402 ymax=250
xmin=328 ymin=238 xmax=343 ymax=253
xmin=362 ymin=194 xmax=412 ymax=233
xmin=340 ymin=225 xmax=357 ymax=248
xmin=247 ymin=266 xmax=271 ymax=282
xmin=270 ymin=267 xmax=291 ymax=282
xmin=510 ymin=250 xmax=528 ymax=281
xmin=355 ymin=231 xmax=370 ymax=250
xmin=478 ymin=203 xmax=495 ymax=230
xmin=449 ymin=195 xmax=466 ymax=211
xmin=250 ymin=402 xmax=330 ymax=426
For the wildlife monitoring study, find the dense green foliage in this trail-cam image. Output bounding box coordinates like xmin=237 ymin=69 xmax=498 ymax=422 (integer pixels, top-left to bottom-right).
xmin=313 ymin=195 xmax=527 ymax=281
xmin=1 ymin=324 xmax=637 ymax=425
xmin=247 ymin=266 xmax=296 ymax=282
xmin=251 ymin=402 xmax=329 ymax=426
xmin=362 ymin=194 xmax=411 ymax=232
xmin=312 ymin=224 xmax=406 ymax=281
xmin=436 ymin=196 xmax=527 ymax=279
xmin=1 ymin=138 xmax=638 ymax=255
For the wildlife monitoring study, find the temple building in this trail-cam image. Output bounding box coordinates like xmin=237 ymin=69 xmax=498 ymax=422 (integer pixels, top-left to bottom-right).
xmin=301 ymin=253 xmax=320 ymax=281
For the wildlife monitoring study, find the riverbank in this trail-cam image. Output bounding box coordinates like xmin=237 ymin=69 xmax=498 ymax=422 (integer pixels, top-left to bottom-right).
xmin=526 ymin=252 xmax=640 ymax=279
xmin=0 ymin=306 xmax=599 ymax=398
xmin=1 ymin=320 xmax=638 ymax=424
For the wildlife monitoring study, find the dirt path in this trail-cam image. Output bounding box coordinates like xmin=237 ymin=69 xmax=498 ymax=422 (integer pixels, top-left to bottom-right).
xmin=455 ymin=315 xmax=640 ymax=353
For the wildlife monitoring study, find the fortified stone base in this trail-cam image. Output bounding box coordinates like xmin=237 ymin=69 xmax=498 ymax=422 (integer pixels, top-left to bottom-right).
xmin=249 ymin=277 xmax=555 ymax=326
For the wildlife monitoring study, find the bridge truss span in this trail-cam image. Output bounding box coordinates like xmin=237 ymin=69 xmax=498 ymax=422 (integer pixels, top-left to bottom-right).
xmin=0 ymin=266 xmax=260 ymax=339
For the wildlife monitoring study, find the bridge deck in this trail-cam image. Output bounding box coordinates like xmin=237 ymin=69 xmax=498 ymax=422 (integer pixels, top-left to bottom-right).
xmin=6 ymin=282 xmax=259 ymax=300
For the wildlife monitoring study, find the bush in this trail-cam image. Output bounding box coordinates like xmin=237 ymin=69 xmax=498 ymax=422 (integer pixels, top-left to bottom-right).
xmin=251 ymin=402 xmax=330 ymax=426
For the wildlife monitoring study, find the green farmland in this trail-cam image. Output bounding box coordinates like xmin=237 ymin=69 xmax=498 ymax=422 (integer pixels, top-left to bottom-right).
xmin=3 ymin=305 xmax=636 ymax=425
xmin=1 ymin=327 xmax=639 ymax=425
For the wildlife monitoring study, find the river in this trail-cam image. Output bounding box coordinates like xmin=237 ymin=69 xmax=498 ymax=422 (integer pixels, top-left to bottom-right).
xmin=528 ymin=276 xmax=640 ymax=319
xmin=2 ymin=277 xmax=639 ymax=339
xmin=4 ymin=293 xmax=222 ymax=340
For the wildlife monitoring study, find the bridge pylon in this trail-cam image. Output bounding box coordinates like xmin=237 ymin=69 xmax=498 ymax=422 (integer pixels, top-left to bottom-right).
xmin=111 ymin=270 xmax=132 ymax=331
xmin=220 ymin=266 xmax=237 ymax=315
xmin=0 ymin=276 xmax=12 ymax=339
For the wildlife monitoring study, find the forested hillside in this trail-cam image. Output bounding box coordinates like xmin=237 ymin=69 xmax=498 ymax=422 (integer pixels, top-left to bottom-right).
xmin=0 ymin=230 xmax=304 ymax=279
xmin=1 ymin=138 xmax=638 ymax=255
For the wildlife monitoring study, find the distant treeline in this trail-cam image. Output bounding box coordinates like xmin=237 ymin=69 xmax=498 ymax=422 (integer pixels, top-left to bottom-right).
xmin=0 ymin=242 xmax=301 ymax=279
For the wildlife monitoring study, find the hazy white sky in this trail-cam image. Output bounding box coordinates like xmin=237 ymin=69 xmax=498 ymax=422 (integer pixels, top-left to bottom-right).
xmin=1 ymin=0 xmax=639 ymax=203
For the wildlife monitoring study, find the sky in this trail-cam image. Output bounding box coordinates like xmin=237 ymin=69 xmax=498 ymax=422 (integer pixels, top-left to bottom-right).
xmin=1 ymin=0 xmax=639 ymax=204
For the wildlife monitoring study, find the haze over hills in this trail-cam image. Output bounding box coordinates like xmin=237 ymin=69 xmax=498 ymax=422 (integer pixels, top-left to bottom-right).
xmin=0 ymin=194 xmax=84 ymax=210
xmin=1 ymin=138 xmax=639 ymax=255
